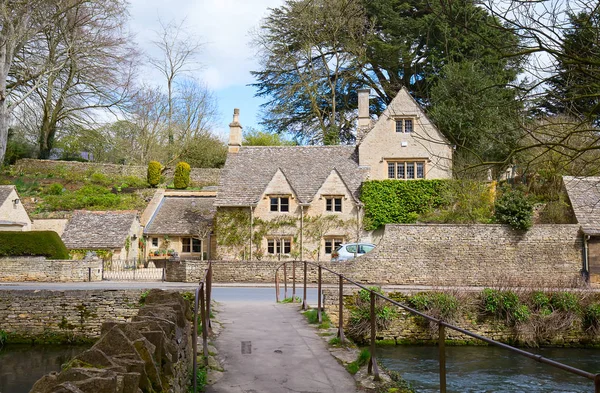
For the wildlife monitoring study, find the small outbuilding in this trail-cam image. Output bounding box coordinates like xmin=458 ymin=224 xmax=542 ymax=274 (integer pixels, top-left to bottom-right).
xmin=0 ymin=185 xmax=32 ymax=231
xmin=61 ymin=210 xmax=141 ymax=260
xmin=564 ymin=176 xmax=600 ymax=283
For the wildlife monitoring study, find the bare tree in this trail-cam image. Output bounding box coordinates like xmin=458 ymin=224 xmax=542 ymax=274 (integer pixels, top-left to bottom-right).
xmin=148 ymin=19 xmax=204 ymax=157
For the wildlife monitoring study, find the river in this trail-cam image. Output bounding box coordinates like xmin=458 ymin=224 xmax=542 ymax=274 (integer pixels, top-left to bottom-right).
xmin=0 ymin=344 xmax=89 ymax=393
xmin=377 ymin=345 xmax=600 ymax=392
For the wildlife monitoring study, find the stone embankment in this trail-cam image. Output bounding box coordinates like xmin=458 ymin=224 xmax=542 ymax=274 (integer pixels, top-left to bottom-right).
xmin=30 ymin=289 xmax=193 ymax=393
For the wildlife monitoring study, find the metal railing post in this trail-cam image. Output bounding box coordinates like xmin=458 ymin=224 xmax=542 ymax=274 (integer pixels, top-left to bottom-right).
xmin=368 ymin=290 xmax=380 ymax=380
xmin=337 ymin=275 xmax=345 ymax=343
xmin=595 ymin=374 xmax=600 ymax=393
xmin=88 ymin=267 xmax=91 ymax=282
xmin=317 ymin=266 xmax=322 ymax=323
xmin=302 ymin=261 xmax=308 ymax=310
xmin=200 ymin=285 xmax=209 ymax=364
xmin=206 ymin=264 xmax=212 ymax=329
xmin=192 ymin=287 xmax=199 ymax=393
xmin=284 ymin=263 xmax=288 ymax=300
xmin=439 ymin=323 xmax=447 ymax=393
xmin=276 ymin=269 xmax=280 ymax=303
xmin=292 ymin=261 xmax=296 ymax=302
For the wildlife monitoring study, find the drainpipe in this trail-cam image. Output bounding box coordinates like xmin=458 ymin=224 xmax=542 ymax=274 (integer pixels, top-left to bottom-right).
xmin=583 ymin=234 xmax=591 ymax=282
xmin=249 ymin=206 xmax=254 ymax=261
xmin=300 ymin=205 xmax=304 ymax=261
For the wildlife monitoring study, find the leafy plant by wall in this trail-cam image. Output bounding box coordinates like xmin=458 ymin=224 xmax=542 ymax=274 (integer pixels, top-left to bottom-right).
xmin=494 ymin=187 xmax=534 ymax=230
xmin=360 ymin=180 xmax=446 ymax=230
xmin=347 ymin=287 xmax=396 ymax=343
xmin=147 ymin=161 xmax=162 ymax=187
xmin=174 ymin=161 xmax=191 ymax=189
xmin=0 ymin=231 xmax=70 ymax=259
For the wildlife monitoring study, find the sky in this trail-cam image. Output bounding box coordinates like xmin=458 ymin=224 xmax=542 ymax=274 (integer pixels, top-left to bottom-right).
xmin=128 ymin=0 xmax=284 ymax=139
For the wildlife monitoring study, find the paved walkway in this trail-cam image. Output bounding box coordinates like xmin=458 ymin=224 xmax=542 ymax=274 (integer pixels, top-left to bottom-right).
xmin=207 ymin=301 xmax=358 ymax=393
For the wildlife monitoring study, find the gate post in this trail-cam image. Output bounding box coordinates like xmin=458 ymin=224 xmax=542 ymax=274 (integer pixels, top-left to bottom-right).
xmin=292 ymin=261 xmax=296 ymax=302
xmin=317 ymin=266 xmax=322 ymax=323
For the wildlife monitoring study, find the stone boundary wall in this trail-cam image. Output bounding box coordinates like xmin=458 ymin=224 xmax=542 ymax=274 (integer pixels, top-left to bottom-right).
xmin=30 ymin=290 xmax=192 ymax=393
xmin=0 ymin=289 xmax=143 ymax=341
xmin=0 ymin=257 xmax=102 ymax=282
xmin=167 ymin=224 xmax=584 ymax=287
xmin=322 ymin=288 xmax=600 ymax=347
xmin=14 ymin=158 xmax=221 ymax=185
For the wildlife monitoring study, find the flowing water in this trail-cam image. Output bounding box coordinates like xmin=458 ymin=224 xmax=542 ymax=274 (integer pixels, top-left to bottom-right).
xmin=377 ymin=345 xmax=600 ymax=393
xmin=0 ymin=344 xmax=89 ymax=393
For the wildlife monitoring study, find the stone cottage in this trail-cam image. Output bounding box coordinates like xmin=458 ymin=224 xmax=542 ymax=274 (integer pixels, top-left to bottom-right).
xmin=61 ymin=211 xmax=140 ymax=260
xmin=214 ymin=88 xmax=453 ymax=261
xmin=564 ymin=176 xmax=600 ymax=283
xmin=143 ymin=191 xmax=216 ymax=260
xmin=0 ymin=185 xmax=32 ymax=231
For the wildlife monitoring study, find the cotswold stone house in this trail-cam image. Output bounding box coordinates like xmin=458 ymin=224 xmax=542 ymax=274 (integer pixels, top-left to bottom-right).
xmin=61 ymin=211 xmax=140 ymax=260
xmin=214 ymin=89 xmax=452 ymax=261
xmin=143 ymin=192 xmax=216 ymax=260
xmin=0 ymin=185 xmax=32 ymax=231
xmin=564 ymin=176 xmax=600 ymax=283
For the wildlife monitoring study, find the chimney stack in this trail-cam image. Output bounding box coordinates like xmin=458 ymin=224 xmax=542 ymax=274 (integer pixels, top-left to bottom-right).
xmin=357 ymin=88 xmax=371 ymax=128
xmin=228 ymin=108 xmax=242 ymax=153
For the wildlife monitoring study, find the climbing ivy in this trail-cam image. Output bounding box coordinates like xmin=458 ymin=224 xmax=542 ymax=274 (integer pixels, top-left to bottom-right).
xmin=360 ymin=180 xmax=447 ymax=230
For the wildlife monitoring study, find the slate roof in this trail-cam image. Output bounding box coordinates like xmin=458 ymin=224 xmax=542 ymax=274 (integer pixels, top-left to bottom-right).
xmin=144 ymin=196 xmax=215 ymax=235
xmin=0 ymin=185 xmax=15 ymax=205
xmin=61 ymin=211 xmax=137 ymax=249
xmin=214 ymin=146 xmax=366 ymax=206
xmin=563 ymin=176 xmax=600 ymax=235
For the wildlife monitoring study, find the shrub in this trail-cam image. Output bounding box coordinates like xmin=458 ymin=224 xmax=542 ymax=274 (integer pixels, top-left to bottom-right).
xmin=550 ymin=292 xmax=580 ymax=313
xmin=583 ymin=303 xmax=600 ymax=332
xmin=43 ymin=185 xmax=121 ymax=211
xmin=89 ymin=172 xmax=111 ymax=186
xmin=494 ymin=188 xmax=533 ymax=230
xmin=45 ymin=183 xmax=64 ymax=195
xmin=174 ymin=161 xmax=191 ymax=189
xmin=481 ymin=288 xmax=530 ymax=324
xmin=409 ymin=292 xmax=459 ymax=321
xmin=147 ymin=161 xmax=162 ymax=187
xmin=361 ymin=180 xmax=447 ymax=230
xmin=347 ymin=287 xmax=396 ymax=343
xmin=0 ymin=231 xmax=70 ymax=259
xmin=420 ymin=180 xmax=494 ymax=224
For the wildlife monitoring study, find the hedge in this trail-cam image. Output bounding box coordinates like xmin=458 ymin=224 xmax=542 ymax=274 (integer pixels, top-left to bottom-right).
xmin=174 ymin=161 xmax=191 ymax=189
xmin=147 ymin=161 xmax=162 ymax=187
xmin=360 ymin=180 xmax=447 ymax=230
xmin=0 ymin=231 xmax=70 ymax=259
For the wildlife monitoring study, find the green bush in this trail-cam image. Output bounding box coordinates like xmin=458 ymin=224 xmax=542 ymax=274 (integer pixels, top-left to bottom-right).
xmin=0 ymin=231 xmax=70 ymax=259
xmin=89 ymin=172 xmax=111 ymax=186
xmin=45 ymin=183 xmax=64 ymax=195
xmin=147 ymin=161 xmax=162 ymax=187
xmin=409 ymin=292 xmax=459 ymax=321
xmin=494 ymin=188 xmax=533 ymax=230
xmin=360 ymin=180 xmax=447 ymax=230
xmin=550 ymin=292 xmax=580 ymax=313
xmin=420 ymin=180 xmax=494 ymax=224
xmin=583 ymin=303 xmax=600 ymax=331
xmin=481 ymin=288 xmax=530 ymax=324
xmin=531 ymin=291 xmax=551 ymax=315
xmin=43 ymin=185 xmax=121 ymax=211
xmin=347 ymin=287 xmax=396 ymax=342
xmin=174 ymin=161 xmax=191 ymax=189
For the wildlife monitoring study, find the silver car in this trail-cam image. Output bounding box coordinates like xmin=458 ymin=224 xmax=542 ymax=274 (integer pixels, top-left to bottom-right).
xmin=331 ymin=243 xmax=376 ymax=261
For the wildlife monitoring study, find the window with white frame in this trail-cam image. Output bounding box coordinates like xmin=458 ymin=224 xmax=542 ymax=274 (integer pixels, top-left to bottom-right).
xmin=267 ymin=238 xmax=292 ymax=254
xmin=387 ymin=161 xmax=426 ymax=179
xmin=325 ymin=196 xmax=343 ymax=212
xmin=269 ymin=196 xmax=290 ymax=212
xmin=395 ymin=119 xmax=414 ymax=133
xmin=182 ymin=238 xmax=202 ymax=253
xmin=324 ymin=238 xmax=344 ymax=254
xmin=151 ymin=237 xmax=158 ymax=247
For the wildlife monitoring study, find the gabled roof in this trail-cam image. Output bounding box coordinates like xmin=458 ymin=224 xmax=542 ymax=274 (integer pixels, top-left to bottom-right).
xmin=214 ymin=146 xmax=367 ymax=206
xmin=0 ymin=185 xmax=15 ymax=205
xmin=61 ymin=211 xmax=138 ymax=249
xmin=563 ymin=176 xmax=600 ymax=235
xmin=144 ymin=196 xmax=215 ymax=236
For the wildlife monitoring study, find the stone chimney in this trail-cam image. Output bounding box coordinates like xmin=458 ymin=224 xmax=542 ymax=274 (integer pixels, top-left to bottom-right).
xmin=228 ymin=108 xmax=242 ymax=153
xmin=356 ymin=88 xmax=371 ymax=142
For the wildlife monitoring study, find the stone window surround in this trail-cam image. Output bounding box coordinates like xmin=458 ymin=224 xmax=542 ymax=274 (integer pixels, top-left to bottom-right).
xmin=267 ymin=237 xmax=292 ymax=255
xmin=387 ymin=159 xmax=427 ymax=180
xmin=324 ymin=237 xmax=344 ymax=254
xmin=395 ymin=118 xmax=414 ymax=133
xmin=151 ymin=237 xmax=159 ymax=247
xmin=182 ymin=237 xmax=202 ymax=253
xmin=323 ymin=195 xmax=344 ymax=213
xmin=269 ymin=195 xmax=291 ymax=212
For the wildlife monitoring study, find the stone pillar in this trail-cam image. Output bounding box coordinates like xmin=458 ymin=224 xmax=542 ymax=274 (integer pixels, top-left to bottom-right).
xmin=228 ymin=108 xmax=243 ymax=153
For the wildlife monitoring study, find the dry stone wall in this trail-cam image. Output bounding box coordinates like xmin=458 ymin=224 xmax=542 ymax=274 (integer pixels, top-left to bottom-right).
xmin=168 ymin=224 xmax=584 ymax=287
xmin=29 ymin=290 xmax=193 ymax=393
xmin=0 ymin=289 xmax=143 ymax=342
xmin=0 ymin=257 xmax=102 ymax=282
xmin=14 ymin=158 xmax=221 ymax=185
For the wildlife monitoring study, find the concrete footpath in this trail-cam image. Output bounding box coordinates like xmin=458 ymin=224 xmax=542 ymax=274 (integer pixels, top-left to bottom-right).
xmin=207 ymin=301 xmax=359 ymax=393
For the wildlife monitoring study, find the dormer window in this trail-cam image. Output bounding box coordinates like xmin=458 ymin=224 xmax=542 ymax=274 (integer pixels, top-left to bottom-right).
xmin=395 ymin=119 xmax=413 ymax=133
xmin=270 ymin=196 xmax=290 ymax=212
xmin=325 ymin=196 xmax=343 ymax=213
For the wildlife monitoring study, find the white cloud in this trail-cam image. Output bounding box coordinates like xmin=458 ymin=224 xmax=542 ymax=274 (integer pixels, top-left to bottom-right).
xmin=128 ymin=0 xmax=283 ymax=90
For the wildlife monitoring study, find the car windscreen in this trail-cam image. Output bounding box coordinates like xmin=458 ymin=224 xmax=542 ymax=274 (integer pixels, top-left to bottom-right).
xmin=345 ymin=245 xmax=357 ymax=253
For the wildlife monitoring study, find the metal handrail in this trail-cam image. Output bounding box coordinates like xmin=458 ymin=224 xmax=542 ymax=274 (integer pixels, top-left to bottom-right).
xmin=274 ymin=260 xmax=600 ymax=392
xmin=192 ymin=261 xmax=212 ymax=393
